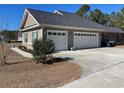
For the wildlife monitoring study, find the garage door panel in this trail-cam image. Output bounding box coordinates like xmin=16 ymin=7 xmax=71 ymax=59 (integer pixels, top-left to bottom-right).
xmin=47 ymin=30 xmax=68 ymax=51
xmin=74 ymin=32 xmax=99 ymax=49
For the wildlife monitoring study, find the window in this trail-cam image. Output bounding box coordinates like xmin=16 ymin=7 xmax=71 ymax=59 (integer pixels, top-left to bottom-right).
xmin=32 ymin=31 xmax=38 ymax=43
xmin=48 ymin=32 xmax=52 ymax=35
xmin=102 ymin=34 xmax=108 ymax=41
xmin=53 ymin=32 xmax=57 ymax=35
xmin=81 ymin=34 xmax=83 ymax=36
xmin=84 ymin=34 xmax=86 ymax=36
xmin=75 ymin=33 xmax=77 ymax=36
xmin=58 ymin=33 xmax=61 ymax=35
xmin=78 ymin=33 xmax=80 ymax=36
xmin=87 ymin=34 xmax=89 ymax=36
xmin=117 ymin=34 xmax=123 ymax=42
xmin=24 ymin=32 xmax=28 ymax=43
xmin=62 ymin=33 xmax=65 ymax=36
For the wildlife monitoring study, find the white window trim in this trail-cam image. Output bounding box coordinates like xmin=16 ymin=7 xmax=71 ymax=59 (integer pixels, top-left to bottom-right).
xmin=31 ymin=30 xmax=38 ymax=44
xmin=23 ymin=32 xmax=28 ymax=44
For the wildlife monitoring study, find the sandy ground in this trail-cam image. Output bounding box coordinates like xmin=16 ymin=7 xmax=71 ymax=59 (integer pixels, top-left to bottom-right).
xmin=0 ymin=43 xmax=82 ymax=88
xmin=115 ymin=45 xmax=124 ymax=48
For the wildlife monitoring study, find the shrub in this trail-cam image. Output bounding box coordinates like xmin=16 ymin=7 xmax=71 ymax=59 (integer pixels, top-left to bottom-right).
xmin=32 ymin=39 xmax=55 ymax=64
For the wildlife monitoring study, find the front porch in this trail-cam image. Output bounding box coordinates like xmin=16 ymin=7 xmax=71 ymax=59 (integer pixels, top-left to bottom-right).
xmin=101 ymin=32 xmax=124 ymax=46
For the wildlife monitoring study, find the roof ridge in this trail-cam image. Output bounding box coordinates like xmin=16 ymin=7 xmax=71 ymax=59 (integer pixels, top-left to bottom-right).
xmin=26 ymin=8 xmax=54 ymax=14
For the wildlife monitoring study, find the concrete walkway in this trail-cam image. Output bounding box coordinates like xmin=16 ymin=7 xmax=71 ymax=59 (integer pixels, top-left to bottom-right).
xmin=11 ymin=48 xmax=33 ymax=58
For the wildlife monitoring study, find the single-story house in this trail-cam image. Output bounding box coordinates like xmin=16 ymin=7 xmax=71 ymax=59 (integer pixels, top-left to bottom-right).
xmin=19 ymin=8 xmax=124 ymax=51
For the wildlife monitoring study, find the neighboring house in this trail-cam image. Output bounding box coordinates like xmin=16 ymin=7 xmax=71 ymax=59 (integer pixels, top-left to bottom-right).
xmin=19 ymin=8 xmax=124 ymax=51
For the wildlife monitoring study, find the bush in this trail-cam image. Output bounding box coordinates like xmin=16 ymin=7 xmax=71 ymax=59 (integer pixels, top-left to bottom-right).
xmin=32 ymin=39 xmax=55 ymax=64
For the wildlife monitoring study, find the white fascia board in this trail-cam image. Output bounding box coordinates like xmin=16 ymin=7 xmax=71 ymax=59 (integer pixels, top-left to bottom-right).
xmin=19 ymin=9 xmax=27 ymax=30
xmin=41 ymin=24 xmax=105 ymax=32
xmin=41 ymin=24 xmax=124 ymax=34
xmin=53 ymin=10 xmax=63 ymax=15
xmin=19 ymin=24 xmax=40 ymax=31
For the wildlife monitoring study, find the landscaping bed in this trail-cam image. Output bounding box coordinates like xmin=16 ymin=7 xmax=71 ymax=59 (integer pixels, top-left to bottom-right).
xmin=0 ymin=43 xmax=82 ymax=88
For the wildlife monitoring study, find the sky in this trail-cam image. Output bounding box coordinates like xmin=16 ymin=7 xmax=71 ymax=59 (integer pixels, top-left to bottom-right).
xmin=0 ymin=4 xmax=124 ymax=31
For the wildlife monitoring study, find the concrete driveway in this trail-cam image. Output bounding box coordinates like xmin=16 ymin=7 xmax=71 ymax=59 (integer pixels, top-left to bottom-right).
xmin=53 ymin=47 xmax=124 ymax=88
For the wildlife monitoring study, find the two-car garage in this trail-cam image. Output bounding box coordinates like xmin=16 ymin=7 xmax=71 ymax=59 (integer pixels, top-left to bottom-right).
xmin=74 ymin=32 xmax=99 ymax=49
xmin=47 ymin=30 xmax=99 ymax=51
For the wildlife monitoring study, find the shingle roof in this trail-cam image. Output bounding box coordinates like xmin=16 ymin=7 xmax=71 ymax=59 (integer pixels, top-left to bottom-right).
xmin=27 ymin=8 xmax=124 ymax=33
xmin=103 ymin=26 xmax=124 ymax=33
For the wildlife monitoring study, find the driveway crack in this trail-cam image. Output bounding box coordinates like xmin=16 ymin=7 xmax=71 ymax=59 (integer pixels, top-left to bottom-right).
xmin=82 ymin=60 xmax=124 ymax=78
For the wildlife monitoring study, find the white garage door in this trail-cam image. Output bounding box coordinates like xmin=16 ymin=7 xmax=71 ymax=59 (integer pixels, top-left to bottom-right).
xmin=47 ymin=30 xmax=68 ymax=51
xmin=74 ymin=32 xmax=99 ymax=49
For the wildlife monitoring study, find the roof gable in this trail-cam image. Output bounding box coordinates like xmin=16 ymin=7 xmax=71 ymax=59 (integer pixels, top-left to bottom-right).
xmin=24 ymin=13 xmax=37 ymax=28
xmin=20 ymin=9 xmax=39 ymax=30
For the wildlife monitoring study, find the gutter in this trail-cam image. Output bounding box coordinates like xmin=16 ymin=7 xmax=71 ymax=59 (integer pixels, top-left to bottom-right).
xmin=19 ymin=24 xmax=40 ymax=31
xmin=41 ymin=24 xmax=124 ymax=34
xmin=19 ymin=23 xmax=124 ymax=34
xmin=40 ymin=24 xmax=106 ymax=32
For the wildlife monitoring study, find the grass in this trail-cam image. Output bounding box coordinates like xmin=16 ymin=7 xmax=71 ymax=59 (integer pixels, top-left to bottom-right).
xmin=0 ymin=43 xmax=82 ymax=88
